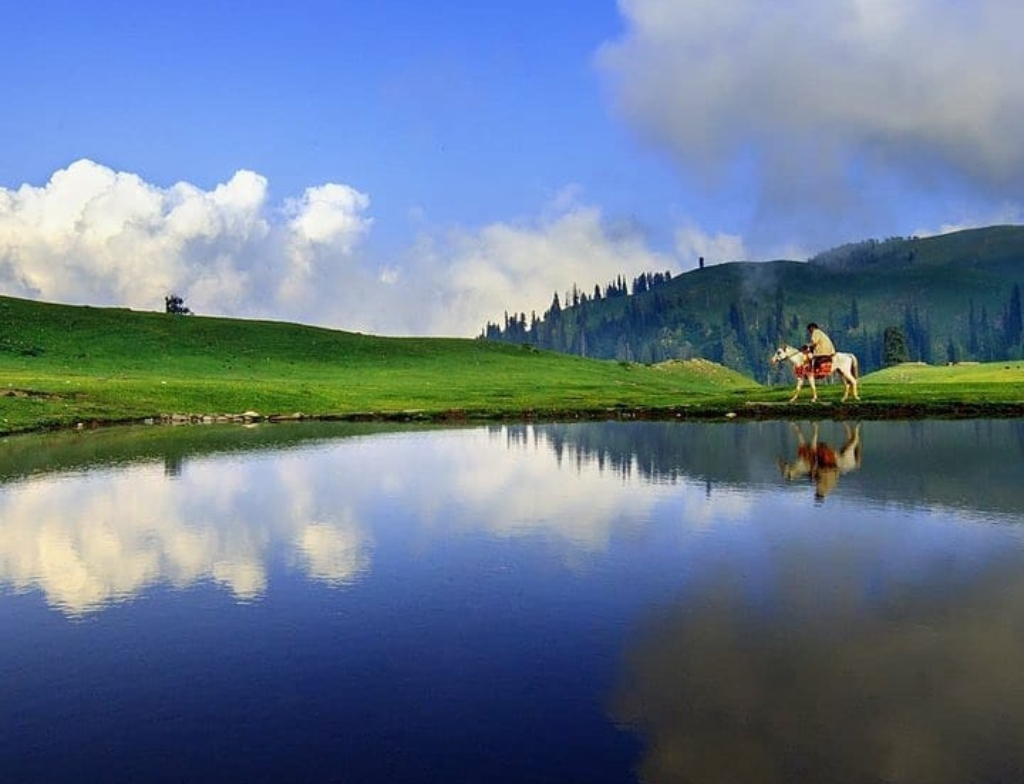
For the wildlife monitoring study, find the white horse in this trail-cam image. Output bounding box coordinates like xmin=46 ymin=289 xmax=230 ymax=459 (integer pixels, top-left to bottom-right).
xmin=771 ymin=344 xmax=860 ymax=403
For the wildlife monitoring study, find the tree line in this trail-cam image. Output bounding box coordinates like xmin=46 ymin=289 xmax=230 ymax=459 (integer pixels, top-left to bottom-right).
xmin=481 ymin=273 xmax=1024 ymax=381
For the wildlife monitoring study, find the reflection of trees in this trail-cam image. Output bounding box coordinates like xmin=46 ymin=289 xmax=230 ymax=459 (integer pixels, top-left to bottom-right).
xmin=511 ymin=420 xmax=1024 ymax=517
xmin=7 ymin=420 xmax=1024 ymax=514
xmin=500 ymin=422 xmax=782 ymax=487
xmin=466 ymin=426 xmax=695 ymax=552
xmin=0 ymin=421 xmax=414 ymax=485
xmin=164 ymin=454 xmax=184 ymax=477
xmin=5 ymin=420 xmax=1024 ymax=617
xmin=611 ymin=555 xmax=1024 ymax=784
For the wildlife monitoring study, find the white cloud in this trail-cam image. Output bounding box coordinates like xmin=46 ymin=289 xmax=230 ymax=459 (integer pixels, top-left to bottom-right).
xmin=674 ymin=223 xmax=748 ymax=266
xmin=0 ymin=159 xmax=372 ymax=322
xmin=286 ymin=183 xmax=372 ymax=249
xmin=0 ymin=160 xmax=727 ymax=337
xmin=415 ymin=201 xmax=677 ymax=336
xmin=275 ymin=183 xmax=374 ymax=307
xmin=598 ymin=0 xmax=1024 ymax=248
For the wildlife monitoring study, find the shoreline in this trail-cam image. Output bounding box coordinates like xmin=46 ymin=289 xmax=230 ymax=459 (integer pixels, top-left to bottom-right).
xmin=8 ymin=399 xmax=1022 ymax=438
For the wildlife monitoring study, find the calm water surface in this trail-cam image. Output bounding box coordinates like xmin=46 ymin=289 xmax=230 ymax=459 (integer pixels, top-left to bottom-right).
xmin=2 ymin=419 xmax=1024 ymax=783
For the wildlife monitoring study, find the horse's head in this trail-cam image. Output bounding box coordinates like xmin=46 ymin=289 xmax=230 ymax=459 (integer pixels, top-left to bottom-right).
xmin=772 ymin=344 xmax=808 ymax=366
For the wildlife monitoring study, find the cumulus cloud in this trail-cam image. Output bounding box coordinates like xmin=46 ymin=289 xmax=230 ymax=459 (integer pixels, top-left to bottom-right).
xmin=598 ymin=0 xmax=1024 ymax=249
xmin=0 ymin=160 xmax=270 ymax=312
xmin=286 ymin=184 xmax=372 ymax=249
xmin=277 ymin=182 xmax=373 ymax=306
xmin=673 ymin=223 xmax=749 ymax=266
xmin=0 ymin=160 xmax=686 ymax=337
xmin=0 ymin=159 xmax=375 ymax=325
xmin=411 ymin=200 xmax=677 ymax=336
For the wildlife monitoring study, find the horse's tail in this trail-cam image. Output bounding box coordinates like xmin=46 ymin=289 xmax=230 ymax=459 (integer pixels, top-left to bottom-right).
xmin=851 ymin=354 xmax=859 ymax=379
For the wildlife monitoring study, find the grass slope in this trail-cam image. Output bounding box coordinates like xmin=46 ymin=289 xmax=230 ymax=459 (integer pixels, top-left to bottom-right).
xmin=3 ymin=296 xmax=1022 ymax=435
xmin=0 ymin=296 xmax=759 ymax=434
xmin=862 ymin=361 xmax=1024 ymax=407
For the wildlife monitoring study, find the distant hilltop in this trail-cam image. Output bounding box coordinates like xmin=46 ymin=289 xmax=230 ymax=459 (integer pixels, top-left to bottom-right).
xmin=482 ymin=225 xmax=1024 ymax=380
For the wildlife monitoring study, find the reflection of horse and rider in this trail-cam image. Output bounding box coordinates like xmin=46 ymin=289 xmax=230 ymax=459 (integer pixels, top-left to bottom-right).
xmin=778 ymin=422 xmax=862 ymax=501
xmin=771 ymin=323 xmax=860 ymax=403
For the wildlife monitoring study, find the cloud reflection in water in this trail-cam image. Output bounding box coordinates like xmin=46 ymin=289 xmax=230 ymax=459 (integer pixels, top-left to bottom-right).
xmin=0 ymin=452 xmax=372 ymax=614
xmin=0 ymin=425 xmax=752 ymax=616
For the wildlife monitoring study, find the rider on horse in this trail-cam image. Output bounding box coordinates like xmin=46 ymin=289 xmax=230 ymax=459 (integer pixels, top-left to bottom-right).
xmin=804 ymin=323 xmax=835 ymax=373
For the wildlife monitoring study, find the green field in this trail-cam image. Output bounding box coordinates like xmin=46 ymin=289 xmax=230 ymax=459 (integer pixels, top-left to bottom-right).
xmin=1 ymin=295 xmax=1022 ymax=435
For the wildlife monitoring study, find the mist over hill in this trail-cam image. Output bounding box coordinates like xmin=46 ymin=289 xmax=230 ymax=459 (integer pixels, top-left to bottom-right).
xmin=482 ymin=226 xmax=1024 ymax=380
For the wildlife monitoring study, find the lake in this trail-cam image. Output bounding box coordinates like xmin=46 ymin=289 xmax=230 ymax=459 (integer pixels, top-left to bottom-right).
xmin=2 ymin=419 xmax=1024 ymax=783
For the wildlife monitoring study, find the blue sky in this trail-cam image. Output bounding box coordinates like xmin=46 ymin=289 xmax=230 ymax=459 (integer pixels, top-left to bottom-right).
xmin=2 ymin=0 xmax=1023 ymax=335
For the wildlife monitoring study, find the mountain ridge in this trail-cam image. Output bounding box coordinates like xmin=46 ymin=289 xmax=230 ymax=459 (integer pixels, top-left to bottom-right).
xmin=483 ymin=225 xmax=1024 ymax=378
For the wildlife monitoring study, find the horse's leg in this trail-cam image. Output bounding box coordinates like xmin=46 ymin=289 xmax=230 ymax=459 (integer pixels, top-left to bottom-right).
xmin=840 ymin=356 xmax=860 ymax=400
xmin=808 ymin=372 xmax=818 ymax=402
xmin=839 ymin=423 xmax=862 ymax=471
xmin=838 ymin=362 xmax=857 ymax=401
xmin=789 ymin=376 xmax=803 ymax=403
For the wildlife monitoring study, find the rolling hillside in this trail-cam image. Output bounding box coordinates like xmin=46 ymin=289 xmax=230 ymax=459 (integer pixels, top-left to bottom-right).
xmin=483 ymin=225 xmax=1024 ymax=379
xmin=0 ymin=294 xmax=758 ymax=433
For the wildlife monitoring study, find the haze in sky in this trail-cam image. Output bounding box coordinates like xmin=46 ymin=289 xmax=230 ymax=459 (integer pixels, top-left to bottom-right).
xmin=2 ymin=0 xmax=1022 ymax=336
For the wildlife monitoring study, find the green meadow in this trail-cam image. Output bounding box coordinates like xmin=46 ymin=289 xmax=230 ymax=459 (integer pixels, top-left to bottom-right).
xmin=1 ymin=295 xmax=1022 ymax=435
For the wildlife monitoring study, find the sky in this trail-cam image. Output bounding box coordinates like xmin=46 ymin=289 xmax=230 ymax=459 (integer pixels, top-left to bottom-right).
xmin=2 ymin=0 xmax=1023 ymax=337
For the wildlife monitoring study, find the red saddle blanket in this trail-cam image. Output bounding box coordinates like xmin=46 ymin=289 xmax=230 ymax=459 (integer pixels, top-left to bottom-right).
xmin=795 ymin=358 xmax=832 ymax=379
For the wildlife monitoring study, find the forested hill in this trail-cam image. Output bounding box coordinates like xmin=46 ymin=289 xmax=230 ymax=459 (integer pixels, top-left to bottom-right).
xmin=480 ymin=225 xmax=1024 ymax=380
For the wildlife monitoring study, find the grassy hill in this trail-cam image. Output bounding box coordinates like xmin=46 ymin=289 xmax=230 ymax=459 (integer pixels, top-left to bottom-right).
xmin=811 ymin=225 xmax=1024 ymax=272
xmin=0 ymin=295 xmax=759 ymax=434
xmin=4 ymin=264 xmax=1024 ymax=435
xmin=485 ymin=225 xmax=1024 ymax=378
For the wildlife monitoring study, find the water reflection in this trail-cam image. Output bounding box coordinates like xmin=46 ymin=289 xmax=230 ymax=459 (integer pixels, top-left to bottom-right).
xmin=611 ymin=552 xmax=1024 ymax=784
xmin=777 ymin=422 xmax=862 ymax=501
xmin=0 ymin=426 xmax=724 ymax=615
xmin=0 ymin=451 xmax=374 ymax=614
xmin=3 ymin=420 xmax=1024 ymax=783
xmin=2 ymin=420 xmax=1023 ymax=618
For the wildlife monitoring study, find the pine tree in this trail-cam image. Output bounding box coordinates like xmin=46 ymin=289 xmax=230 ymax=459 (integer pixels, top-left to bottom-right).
xmin=968 ymin=299 xmax=979 ymax=356
xmin=883 ymin=326 xmax=909 ymax=365
xmin=1006 ymin=283 xmax=1022 ymax=350
xmin=548 ymin=292 xmax=561 ymax=319
xmin=980 ymin=305 xmax=994 ymax=360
